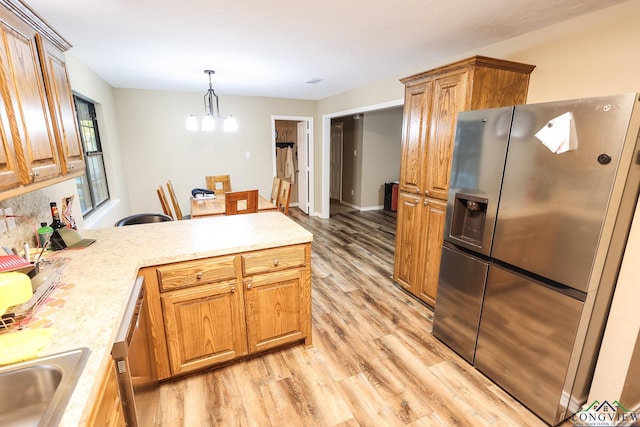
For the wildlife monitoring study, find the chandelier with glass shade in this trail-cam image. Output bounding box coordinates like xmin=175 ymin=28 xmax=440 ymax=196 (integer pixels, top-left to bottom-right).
xmin=186 ymin=70 xmax=238 ymax=132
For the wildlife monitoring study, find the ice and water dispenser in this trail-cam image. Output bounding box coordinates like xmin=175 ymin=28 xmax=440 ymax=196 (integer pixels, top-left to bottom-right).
xmin=449 ymin=193 xmax=488 ymax=248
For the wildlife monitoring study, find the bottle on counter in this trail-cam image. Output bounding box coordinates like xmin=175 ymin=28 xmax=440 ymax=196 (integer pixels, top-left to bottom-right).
xmin=49 ymin=202 xmax=65 ymax=229
xmin=37 ymin=222 xmax=54 ymax=248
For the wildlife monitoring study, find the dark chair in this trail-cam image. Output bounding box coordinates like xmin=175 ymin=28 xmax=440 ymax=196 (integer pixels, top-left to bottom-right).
xmin=115 ymin=213 xmax=174 ymax=226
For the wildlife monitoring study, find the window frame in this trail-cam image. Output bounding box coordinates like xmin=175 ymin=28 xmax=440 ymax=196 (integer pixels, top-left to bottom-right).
xmin=73 ymin=95 xmax=110 ymax=217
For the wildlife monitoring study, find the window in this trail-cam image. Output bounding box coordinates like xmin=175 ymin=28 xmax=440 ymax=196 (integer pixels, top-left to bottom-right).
xmin=73 ymin=96 xmax=110 ymax=216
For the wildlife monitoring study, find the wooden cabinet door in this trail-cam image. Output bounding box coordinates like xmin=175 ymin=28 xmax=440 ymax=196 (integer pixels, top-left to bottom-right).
xmin=398 ymin=80 xmax=432 ymax=195
xmin=393 ymin=191 xmax=424 ymax=293
xmin=86 ymin=364 xmax=125 ymax=427
xmin=244 ymin=268 xmax=305 ymax=354
xmin=162 ymin=280 xmax=247 ymax=375
xmin=0 ymin=76 xmax=21 ymax=190
xmin=35 ymin=34 xmax=84 ymax=175
xmin=417 ymin=197 xmax=447 ymax=306
xmin=0 ymin=18 xmax=59 ymax=183
xmin=425 ymin=71 xmax=468 ymax=201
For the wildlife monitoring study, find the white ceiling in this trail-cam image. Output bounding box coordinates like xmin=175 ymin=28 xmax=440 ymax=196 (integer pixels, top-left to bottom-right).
xmin=25 ymin=0 xmax=626 ymax=100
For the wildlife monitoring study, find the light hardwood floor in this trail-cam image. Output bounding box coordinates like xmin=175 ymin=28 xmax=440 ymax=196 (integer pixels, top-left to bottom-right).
xmin=155 ymin=208 xmax=564 ymax=426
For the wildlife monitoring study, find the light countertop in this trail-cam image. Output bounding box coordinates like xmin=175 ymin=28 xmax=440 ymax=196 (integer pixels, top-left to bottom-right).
xmin=35 ymin=212 xmax=312 ymax=426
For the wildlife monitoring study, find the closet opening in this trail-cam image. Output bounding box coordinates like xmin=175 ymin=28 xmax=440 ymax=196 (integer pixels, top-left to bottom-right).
xmin=272 ymin=116 xmax=313 ymax=215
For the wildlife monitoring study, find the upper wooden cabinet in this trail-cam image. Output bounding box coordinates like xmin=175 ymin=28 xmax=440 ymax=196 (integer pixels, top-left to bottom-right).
xmin=0 ymin=0 xmax=83 ymax=198
xmin=395 ymin=56 xmax=535 ymax=306
xmin=36 ymin=33 xmax=84 ymax=175
xmin=398 ymin=82 xmax=431 ymax=196
xmin=0 ymin=69 xmax=22 ymax=190
xmin=0 ymin=13 xmax=59 ymax=185
xmin=399 ymin=56 xmax=535 ymax=201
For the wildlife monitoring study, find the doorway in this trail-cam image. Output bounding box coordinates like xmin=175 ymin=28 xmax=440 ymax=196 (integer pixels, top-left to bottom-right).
xmin=321 ymin=100 xmax=403 ymax=219
xmin=272 ymin=116 xmax=313 ymax=215
xmin=322 ymin=101 xmax=404 ymax=219
xmin=330 ymin=122 xmax=343 ymax=201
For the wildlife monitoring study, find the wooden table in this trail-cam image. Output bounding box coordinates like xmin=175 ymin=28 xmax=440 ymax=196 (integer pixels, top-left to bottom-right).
xmin=190 ymin=194 xmax=277 ymax=218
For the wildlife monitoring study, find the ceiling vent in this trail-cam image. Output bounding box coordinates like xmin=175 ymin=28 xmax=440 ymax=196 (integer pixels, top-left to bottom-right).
xmin=304 ymin=78 xmax=324 ymax=84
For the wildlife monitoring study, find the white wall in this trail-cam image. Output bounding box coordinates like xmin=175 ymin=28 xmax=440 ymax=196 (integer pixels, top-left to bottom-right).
xmin=113 ymin=89 xmax=316 ymax=217
xmin=476 ymin=1 xmax=640 ymax=103
xmin=361 ymin=108 xmax=403 ymax=209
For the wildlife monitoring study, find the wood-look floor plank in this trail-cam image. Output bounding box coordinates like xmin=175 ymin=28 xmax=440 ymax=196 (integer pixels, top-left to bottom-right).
xmin=155 ymin=208 xmax=562 ymax=427
xmin=279 ymin=346 xmax=354 ymax=425
xmin=429 ymin=360 xmax=547 ymax=427
xmin=157 ymin=380 xmax=185 ymax=425
xmin=259 ymin=377 xmax=312 ymax=426
xmin=182 ymin=375 xmax=215 ymax=426
xmin=338 ymin=372 xmax=406 ymax=427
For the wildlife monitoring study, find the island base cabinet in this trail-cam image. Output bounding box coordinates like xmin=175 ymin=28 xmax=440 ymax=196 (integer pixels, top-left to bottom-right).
xmin=161 ymin=280 xmax=247 ymax=376
xmin=244 ymin=268 xmax=305 ymax=354
xmin=87 ymin=363 xmax=125 ymax=427
xmin=143 ymin=242 xmax=312 ymax=380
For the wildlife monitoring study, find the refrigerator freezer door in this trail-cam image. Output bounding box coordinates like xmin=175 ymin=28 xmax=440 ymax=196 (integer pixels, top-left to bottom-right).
xmin=444 ymin=107 xmax=512 ymax=256
xmin=432 ymin=244 xmax=489 ymax=363
xmin=474 ymin=265 xmax=583 ymax=425
xmin=492 ymin=94 xmax=636 ymax=291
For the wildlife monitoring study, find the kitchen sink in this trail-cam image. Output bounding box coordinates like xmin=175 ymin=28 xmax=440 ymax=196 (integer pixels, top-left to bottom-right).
xmin=0 ymin=347 xmax=90 ymax=427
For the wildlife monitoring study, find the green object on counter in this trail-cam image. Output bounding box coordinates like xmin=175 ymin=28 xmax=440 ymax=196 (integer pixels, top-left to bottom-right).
xmin=37 ymin=222 xmax=53 ymax=248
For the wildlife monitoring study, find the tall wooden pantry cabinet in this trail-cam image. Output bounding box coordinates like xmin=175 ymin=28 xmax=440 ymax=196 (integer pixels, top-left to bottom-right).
xmin=393 ymin=56 xmax=535 ymax=307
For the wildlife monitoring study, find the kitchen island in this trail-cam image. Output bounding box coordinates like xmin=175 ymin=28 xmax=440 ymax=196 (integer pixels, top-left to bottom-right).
xmin=29 ymin=212 xmax=313 ymax=426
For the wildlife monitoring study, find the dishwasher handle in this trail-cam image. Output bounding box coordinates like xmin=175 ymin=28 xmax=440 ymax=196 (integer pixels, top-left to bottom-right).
xmin=111 ymin=276 xmax=144 ymax=359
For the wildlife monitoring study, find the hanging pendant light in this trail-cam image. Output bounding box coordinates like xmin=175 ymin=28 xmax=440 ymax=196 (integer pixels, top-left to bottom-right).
xmin=186 ymin=115 xmax=198 ymax=131
xmin=186 ymin=69 xmax=237 ymax=132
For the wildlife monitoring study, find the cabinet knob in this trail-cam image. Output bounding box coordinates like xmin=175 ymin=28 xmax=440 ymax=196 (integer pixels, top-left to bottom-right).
xmin=425 ymin=191 xmax=429 ymax=197
xmin=423 ymin=200 xmax=428 ymax=206
xmin=31 ymin=171 xmax=40 ymax=181
xmin=246 ymin=283 xmax=252 ymax=289
xmin=274 ymin=259 xmax=280 ymax=267
xmin=196 ymin=272 xmax=203 ymax=280
xmin=415 ymin=189 xmax=420 ymax=194
xmin=231 ymin=287 xmax=236 ymax=293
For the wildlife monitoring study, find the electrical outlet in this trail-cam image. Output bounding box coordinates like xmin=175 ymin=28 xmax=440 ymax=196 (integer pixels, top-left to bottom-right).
xmin=4 ymin=207 xmax=15 ymax=230
xmin=0 ymin=209 xmax=6 ymax=234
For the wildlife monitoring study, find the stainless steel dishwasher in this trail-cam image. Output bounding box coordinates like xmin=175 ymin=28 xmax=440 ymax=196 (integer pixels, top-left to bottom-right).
xmin=112 ymin=277 xmax=159 ymax=426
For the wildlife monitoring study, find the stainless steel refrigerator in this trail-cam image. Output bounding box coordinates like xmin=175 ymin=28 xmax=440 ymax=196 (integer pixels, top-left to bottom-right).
xmin=432 ymin=93 xmax=640 ymax=425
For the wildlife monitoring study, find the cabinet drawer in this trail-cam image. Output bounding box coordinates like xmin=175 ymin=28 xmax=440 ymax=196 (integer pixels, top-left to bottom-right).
xmin=242 ymin=245 xmax=306 ymax=276
xmin=157 ymin=255 xmax=237 ymax=291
